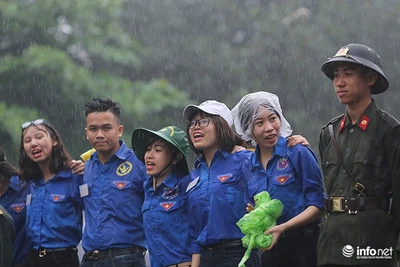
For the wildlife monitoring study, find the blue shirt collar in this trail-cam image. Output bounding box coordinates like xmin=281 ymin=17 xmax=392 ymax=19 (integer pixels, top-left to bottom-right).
xmin=91 ymin=140 xmax=128 ymax=162
xmin=194 ymin=149 xmax=231 ymax=168
xmin=144 ymin=172 xmax=180 ymax=191
xmin=8 ymin=176 xmax=22 ymax=192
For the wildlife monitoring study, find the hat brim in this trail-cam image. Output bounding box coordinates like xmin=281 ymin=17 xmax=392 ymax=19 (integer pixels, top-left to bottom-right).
xmin=321 ymin=55 xmax=389 ymax=94
xmin=131 ymin=128 xmax=189 ymax=176
xmin=183 ymin=104 xmax=200 ymax=120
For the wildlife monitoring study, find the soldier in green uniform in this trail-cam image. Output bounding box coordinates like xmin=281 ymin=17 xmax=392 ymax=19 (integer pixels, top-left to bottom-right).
xmin=317 ymin=43 xmax=400 ymax=267
xmin=0 ymin=204 xmax=15 ymax=267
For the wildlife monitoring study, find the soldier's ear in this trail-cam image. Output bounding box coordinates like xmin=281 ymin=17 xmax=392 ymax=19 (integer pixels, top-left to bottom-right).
xmin=366 ymin=71 xmax=377 ymax=87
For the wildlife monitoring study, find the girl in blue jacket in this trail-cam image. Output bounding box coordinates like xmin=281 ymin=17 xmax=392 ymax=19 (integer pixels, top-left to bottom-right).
xmin=132 ymin=126 xmax=192 ymax=267
xmin=19 ymin=119 xmax=83 ymax=267
xmin=183 ymin=100 xmax=260 ymax=267
xmin=232 ymin=92 xmax=324 ymax=267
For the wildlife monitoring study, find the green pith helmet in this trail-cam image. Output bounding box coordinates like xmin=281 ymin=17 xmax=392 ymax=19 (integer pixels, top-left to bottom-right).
xmin=131 ymin=126 xmax=190 ymax=175
xmin=321 ymin=43 xmax=389 ymax=94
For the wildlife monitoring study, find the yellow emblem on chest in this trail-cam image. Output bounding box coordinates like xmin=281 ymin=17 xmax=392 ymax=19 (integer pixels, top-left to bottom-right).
xmin=116 ymin=161 xmax=133 ymax=176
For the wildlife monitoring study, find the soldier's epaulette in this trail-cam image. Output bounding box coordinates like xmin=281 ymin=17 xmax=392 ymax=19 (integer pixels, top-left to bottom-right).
xmin=322 ymin=113 xmax=345 ymax=129
xmin=378 ymin=109 xmax=400 ymax=128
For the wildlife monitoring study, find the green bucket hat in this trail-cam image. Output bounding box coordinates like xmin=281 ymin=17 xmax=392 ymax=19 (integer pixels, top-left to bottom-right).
xmin=131 ymin=126 xmax=190 ymax=175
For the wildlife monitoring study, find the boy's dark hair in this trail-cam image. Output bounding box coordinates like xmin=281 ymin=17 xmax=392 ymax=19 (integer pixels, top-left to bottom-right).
xmin=0 ymin=147 xmax=19 ymax=181
xmin=19 ymin=123 xmax=71 ymax=182
xmin=84 ymin=97 xmax=121 ymax=120
xmin=186 ymin=111 xmax=247 ymax=156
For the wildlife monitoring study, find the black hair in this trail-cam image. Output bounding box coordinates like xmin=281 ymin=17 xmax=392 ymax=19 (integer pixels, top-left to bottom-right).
xmin=0 ymin=147 xmax=19 ymax=181
xmin=186 ymin=111 xmax=247 ymax=156
xmin=84 ymin=97 xmax=121 ymax=120
xmin=19 ymin=123 xmax=72 ymax=182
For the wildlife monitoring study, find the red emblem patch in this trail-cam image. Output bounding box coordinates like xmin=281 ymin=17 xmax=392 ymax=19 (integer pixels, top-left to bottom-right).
xmin=358 ymin=115 xmax=370 ymax=131
xmin=160 ymin=202 xmax=175 ymax=211
xmin=50 ymin=194 xmax=65 ymax=202
xmin=113 ymin=181 xmax=128 ymax=189
xmin=275 ymin=175 xmax=290 ymax=185
xmin=218 ymin=174 xmax=232 ymax=183
xmin=11 ymin=203 xmax=25 ymax=213
xmin=339 ymin=117 xmax=346 ymax=132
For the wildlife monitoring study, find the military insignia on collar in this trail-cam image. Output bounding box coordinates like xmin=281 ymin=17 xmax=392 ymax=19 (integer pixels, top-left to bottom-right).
xmin=160 ymin=202 xmax=176 ymax=211
xmin=275 ymin=174 xmax=291 ymax=185
xmin=339 ymin=117 xmax=346 ymax=132
xmin=359 ymin=115 xmax=370 ymax=131
xmin=162 ymin=186 xmax=179 ymax=200
xmin=276 ymin=157 xmax=289 ymax=171
xmin=218 ymin=173 xmax=232 ymax=183
xmin=50 ymin=194 xmax=65 ymax=202
xmin=11 ymin=203 xmax=25 ymax=213
xmin=116 ymin=162 xmax=133 ymax=176
xmin=113 ymin=181 xmax=129 ymax=189
xmin=334 ymin=47 xmax=349 ymax=57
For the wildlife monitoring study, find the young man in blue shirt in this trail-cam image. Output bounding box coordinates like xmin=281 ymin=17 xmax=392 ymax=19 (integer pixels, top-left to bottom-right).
xmin=81 ymin=98 xmax=147 ymax=267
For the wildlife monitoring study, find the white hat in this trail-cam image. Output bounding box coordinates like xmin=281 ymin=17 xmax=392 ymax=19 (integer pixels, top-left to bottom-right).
xmin=231 ymin=91 xmax=292 ymax=141
xmin=183 ymin=100 xmax=233 ymax=126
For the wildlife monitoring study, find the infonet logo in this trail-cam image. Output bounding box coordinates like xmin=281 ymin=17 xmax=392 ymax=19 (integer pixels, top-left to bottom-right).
xmin=342 ymin=245 xmax=393 ymax=259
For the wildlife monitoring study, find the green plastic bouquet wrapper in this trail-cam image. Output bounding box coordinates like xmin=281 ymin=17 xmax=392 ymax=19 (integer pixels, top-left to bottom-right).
xmin=236 ymin=191 xmax=283 ymax=267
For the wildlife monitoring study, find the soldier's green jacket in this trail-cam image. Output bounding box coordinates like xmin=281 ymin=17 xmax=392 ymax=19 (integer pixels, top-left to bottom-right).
xmin=0 ymin=204 xmax=15 ymax=267
xmin=317 ymin=100 xmax=400 ymax=266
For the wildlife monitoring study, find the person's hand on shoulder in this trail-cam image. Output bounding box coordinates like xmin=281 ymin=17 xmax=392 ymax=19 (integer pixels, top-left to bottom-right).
xmin=287 ymin=135 xmax=309 ymax=147
xmin=71 ymin=160 xmax=85 ymax=175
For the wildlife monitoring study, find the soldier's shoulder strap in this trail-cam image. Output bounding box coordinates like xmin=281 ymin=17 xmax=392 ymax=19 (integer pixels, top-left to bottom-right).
xmin=378 ymin=109 xmax=400 ymax=128
xmin=322 ymin=113 xmax=345 ymax=130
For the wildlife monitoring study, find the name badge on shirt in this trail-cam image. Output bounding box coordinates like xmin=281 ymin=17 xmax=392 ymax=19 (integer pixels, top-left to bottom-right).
xmin=79 ymin=184 xmax=89 ymax=197
xmin=186 ymin=177 xmax=199 ymax=192
xmin=26 ymin=194 xmax=32 ymax=206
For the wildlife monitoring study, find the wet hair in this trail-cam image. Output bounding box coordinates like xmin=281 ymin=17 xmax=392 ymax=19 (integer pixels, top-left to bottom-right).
xmin=0 ymin=147 xmax=19 ymax=182
xmin=18 ymin=123 xmax=72 ymax=182
xmin=186 ymin=111 xmax=247 ymax=156
xmin=84 ymin=97 xmax=121 ymax=121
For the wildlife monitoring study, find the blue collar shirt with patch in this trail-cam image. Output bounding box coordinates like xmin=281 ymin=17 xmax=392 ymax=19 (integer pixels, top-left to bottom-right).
xmin=82 ymin=141 xmax=147 ymax=251
xmin=186 ymin=150 xmax=253 ymax=254
xmin=142 ymin=172 xmax=192 ymax=267
xmin=26 ymin=170 xmax=83 ymax=249
xmin=0 ymin=176 xmax=30 ymax=264
xmin=244 ymin=136 xmax=324 ymax=225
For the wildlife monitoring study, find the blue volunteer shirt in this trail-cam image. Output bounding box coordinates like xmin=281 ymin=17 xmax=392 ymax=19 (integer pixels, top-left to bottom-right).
xmin=187 ymin=150 xmax=252 ymax=254
xmin=142 ymin=172 xmax=192 ymax=267
xmin=0 ymin=176 xmax=30 ymax=264
xmin=244 ymin=136 xmax=324 ymax=225
xmin=26 ymin=170 xmax=83 ymax=249
xmin=82 ymin=141 xmax=147 ymax=251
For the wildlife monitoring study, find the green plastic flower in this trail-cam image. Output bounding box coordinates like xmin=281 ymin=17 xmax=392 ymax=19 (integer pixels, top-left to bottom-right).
xmin=236 ymin=191 xmax=283 ymax=267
